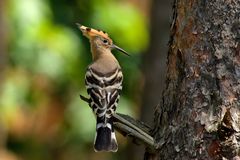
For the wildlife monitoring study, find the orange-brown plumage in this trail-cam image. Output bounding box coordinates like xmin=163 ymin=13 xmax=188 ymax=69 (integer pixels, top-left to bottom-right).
xmin=77 ymin=24 xmax=112 ymax=43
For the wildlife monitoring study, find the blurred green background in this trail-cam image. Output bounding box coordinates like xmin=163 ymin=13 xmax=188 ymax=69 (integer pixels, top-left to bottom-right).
xmin=0 ymin=0 xmax=171 ymax=159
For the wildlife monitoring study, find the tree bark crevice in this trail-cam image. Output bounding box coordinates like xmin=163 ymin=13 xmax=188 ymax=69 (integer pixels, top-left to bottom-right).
xmin=148 ymin=0 xmax=240 ymax=159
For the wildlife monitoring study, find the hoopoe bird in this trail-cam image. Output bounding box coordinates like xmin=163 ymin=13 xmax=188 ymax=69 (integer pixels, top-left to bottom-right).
xmin=77 ymin=24 xmax=129 ymax=152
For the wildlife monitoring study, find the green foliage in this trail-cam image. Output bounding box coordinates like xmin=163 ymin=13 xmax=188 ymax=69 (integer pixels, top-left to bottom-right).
xmin=91 ymin=0 xmax=149 ymax=53
xmin=1 ymin=0 xmax=149 ymax=159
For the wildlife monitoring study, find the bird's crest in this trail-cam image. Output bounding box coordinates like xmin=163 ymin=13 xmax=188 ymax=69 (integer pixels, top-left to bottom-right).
xmin=77 ymin=23 xmax=130 ymax=56
xmin=77 ymin=24 xmax=112 ymax=42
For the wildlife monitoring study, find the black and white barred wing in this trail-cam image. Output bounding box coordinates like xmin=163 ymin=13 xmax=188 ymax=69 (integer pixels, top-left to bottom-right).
xmin=85 ymin=67 xmax=123 ymax=117
xmin=85 ymin=67 xmax=123 ymax=152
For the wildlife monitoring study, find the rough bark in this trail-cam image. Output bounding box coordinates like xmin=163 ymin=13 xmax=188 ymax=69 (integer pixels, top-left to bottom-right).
xmin=148 ymin=0 xmax=240 ymax=159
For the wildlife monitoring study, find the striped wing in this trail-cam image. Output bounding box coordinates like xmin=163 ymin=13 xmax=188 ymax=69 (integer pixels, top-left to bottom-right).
xmin=85 ymin=67 xmax=123 ymax=118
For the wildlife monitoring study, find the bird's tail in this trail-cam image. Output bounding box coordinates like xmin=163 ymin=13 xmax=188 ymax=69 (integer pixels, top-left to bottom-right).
xmin=94 ymin=117 xmax=118 ymax=152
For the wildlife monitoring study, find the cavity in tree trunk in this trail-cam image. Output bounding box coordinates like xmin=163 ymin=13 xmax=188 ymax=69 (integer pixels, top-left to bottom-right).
xmin=147 ymin=0 xmax=240 ymax=159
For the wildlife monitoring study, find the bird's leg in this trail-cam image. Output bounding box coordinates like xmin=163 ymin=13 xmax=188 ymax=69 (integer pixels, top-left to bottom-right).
xmin=79 ymin=94 xmax=157 ymax=152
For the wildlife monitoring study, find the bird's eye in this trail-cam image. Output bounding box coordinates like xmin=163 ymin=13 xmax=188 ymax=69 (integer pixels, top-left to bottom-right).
xmin=103 ymin=39 xmax=108 ymax=44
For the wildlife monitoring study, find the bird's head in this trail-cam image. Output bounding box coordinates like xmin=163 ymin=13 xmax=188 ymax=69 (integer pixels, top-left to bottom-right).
xmin=77 ymin=24 xmax=129 ymax=56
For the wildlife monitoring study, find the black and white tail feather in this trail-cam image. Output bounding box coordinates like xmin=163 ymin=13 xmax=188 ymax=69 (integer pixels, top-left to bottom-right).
xmin=94 ymin=117 xmax=117 ymax=152
xmin=85 ymin=67 xmax=123 ymax=152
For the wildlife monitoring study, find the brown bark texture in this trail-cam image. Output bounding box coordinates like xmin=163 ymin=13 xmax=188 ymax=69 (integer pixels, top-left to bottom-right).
xmin=149 ymin=0 xmax=240 ymax=159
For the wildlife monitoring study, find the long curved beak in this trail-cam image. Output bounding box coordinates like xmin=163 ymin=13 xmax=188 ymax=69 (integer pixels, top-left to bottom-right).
xmin=112 ymin=44 xmax=130 ymax=56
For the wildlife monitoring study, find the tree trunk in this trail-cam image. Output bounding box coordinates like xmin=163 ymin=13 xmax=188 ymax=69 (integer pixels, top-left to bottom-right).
xmin=147 ymin=0 xmax=240 ymax=159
